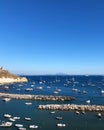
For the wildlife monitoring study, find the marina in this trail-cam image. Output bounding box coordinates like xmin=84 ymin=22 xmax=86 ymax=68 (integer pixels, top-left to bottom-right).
xmin=0 ymin=75 xmax=104 ymax=130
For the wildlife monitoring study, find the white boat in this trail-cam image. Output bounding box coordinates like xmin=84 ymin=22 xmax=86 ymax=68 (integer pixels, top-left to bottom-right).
xmin=25 ymin=102 xmax=32 ymax=105
xmin=9 ymin=118 xmax=15 ymax=122
xmin=57 ymin=123 xmax=66 ymax=127
xmin=4 ymin=114 xmax=12 ymax=118
xmin=50 ymin=111 xmax=55 ymax=114
xmin=97 ymin=112 xmax=102 ymax=118
xmin=0 ymin=121 xmax=13 ymax=127
xmin=36 ymin=86 xmax=43 ymax=90
xmin=25 ymin=88 xmax=33 ymax=91
xmin=86 ymin=100 xmax=90 ymax=104
xmin=75 ymin=111 xmax=80 ymax=115
xmin=15 ymin=124 xmax=23 ymax=128
xmin=25 ymin=117 xmax=31 ymax=121
xmin=54 ymin=91 xmax=59 ymax=94
xmin=101 ymin=90 xmax=104 ymax=94
xmin=55 ymin=116 xmax=63 ymax=120
xmin=29 ymin=125 xmax=38 ymax=128
xmin=18 ymin=128 xmax=26 ymax=130
xmin=13 ymin=116 xmax=21 ymax=120
xmin=2 ymin=98 xmax=11 ymax=102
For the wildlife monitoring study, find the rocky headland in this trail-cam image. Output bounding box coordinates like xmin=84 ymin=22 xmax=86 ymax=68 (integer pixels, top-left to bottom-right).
xmin=0 ymin=67 xmax=28 ymax=84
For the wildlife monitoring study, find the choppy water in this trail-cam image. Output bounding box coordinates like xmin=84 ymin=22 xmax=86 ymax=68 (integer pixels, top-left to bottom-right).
xmin=0 ymin=75 xmax=104 ymax=130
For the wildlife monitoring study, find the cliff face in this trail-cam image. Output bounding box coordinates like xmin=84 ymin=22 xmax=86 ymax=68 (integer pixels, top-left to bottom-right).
xmin=0 ymin=68 xmax=28 ymax=84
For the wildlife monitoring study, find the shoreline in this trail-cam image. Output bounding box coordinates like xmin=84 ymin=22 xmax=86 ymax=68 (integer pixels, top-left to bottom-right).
xmin=0 ymin=77 xmax=28 ymax=84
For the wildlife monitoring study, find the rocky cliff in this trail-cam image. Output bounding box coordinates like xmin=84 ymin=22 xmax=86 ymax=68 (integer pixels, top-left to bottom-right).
xmin=0 ymin=67 xmax=28 ymax=84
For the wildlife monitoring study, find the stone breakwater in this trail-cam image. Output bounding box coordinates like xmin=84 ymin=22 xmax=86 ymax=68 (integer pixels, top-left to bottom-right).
xmin=38 ymin=104 xmax=104 ymax=112
xmin=0 ymin=92 xmax=75 ymax=101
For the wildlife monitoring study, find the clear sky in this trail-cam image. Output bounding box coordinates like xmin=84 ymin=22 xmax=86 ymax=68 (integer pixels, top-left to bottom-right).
xmin=0 ymin=0 xmax=104 ymax=75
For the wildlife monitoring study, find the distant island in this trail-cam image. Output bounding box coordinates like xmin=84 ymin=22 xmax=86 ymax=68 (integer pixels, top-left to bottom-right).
xmin=0 ymin=67 xmax=28 ymax=84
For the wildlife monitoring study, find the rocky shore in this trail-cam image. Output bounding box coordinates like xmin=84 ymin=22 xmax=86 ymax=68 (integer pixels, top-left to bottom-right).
xmin=38 ymin=104 xmax=104 ymax=112
xmin=0 ymin=92 xmax=75 ymax=101
xmin=0 ymin=67 xmax=28 ymax=84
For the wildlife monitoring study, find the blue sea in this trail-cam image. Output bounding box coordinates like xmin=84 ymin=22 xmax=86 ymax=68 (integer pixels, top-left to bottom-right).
xmin=0 ymin=75 xmax=104 ymax=130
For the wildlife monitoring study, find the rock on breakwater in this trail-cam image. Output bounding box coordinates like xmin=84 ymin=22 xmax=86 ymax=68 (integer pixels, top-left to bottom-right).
xmin=38 ymin=104 xmax=104 ymax=112
xmin=0 ymin=92 xmax=75 ymax=101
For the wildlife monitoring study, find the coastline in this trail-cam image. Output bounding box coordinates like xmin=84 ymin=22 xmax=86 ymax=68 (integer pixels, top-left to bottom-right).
xmin=0 ymin=77 xmax=28 ymax=84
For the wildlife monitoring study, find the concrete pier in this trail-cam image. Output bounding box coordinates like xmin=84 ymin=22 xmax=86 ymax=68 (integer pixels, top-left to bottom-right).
xmin=38 ymin=104 xmax=104 ymax=112
xmin=0 ymin=92 xmax=75 ymax=101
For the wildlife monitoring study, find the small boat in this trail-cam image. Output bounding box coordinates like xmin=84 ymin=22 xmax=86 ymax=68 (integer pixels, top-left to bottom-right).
xmin=97 ymin=113 xmax=102 ymax=118
xmin=29 ymin=125 xmax=38 ymax=128
xmin=83 ymin=90 xmax=87 ymax=94
xmin=57 ymin=123 xmax=66 ymax=127
xmin=0 ymin=121 xmax=13 ymax=127
xmin=55 ymin=116 xmax=63 ymax=120
xmin=54 ymin=91 xmax=59 ymax=94
xmin=18 ymin=128 xmax=26 ymax=130
xmin=4 ymin=114 xmax=12 ymax=118
xmin=36 ymin=86 xmax=43 ymax=90
xmin=101 ymin=90 xmax=104 ymax=94
xmin=13 ymin=116 xmax=21 ymax=120
xmin=75 ymin=111 xmax=80 ymax=115
xmin=15 ymin=124 xmax=23 ymax=128
xmin=50 ymin=111 xmax=55 ymax=114
xmin=81 ymin=111 xmax=86 ymax=114
xmin=25 ymin=102 xmax=32 ymax=105
xmin=25 ymin=88 xmax=33 ymax=91
xmin=86 ymin=100 xmax=90 ymax=104
xmin=25 ymin=117 xmax=31 ymax=121
xmin=2 ymin=98 xmax=11 ymax=102
xmin=9 ymin=118 xmax=15 ymax=122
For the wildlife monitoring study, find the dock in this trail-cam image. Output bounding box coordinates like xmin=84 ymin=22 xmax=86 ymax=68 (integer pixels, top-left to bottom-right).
xmin=38 ymin=104 xmax=104 ymax=112
xmin=0 ymin=92 xmax=75 ymax=101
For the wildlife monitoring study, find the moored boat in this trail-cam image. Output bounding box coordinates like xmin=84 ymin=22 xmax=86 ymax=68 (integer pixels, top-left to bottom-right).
xmin=29 ymin=125 xmax=38 ymax=128
xmin=0 ymin=121 xmax=13 ymax=127
xmin=57 ymin=123 xmax=66 ymax=127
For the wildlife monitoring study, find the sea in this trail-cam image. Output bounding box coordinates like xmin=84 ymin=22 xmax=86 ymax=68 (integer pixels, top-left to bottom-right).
xmin=0 ymin=75 xmax=104 ymax=130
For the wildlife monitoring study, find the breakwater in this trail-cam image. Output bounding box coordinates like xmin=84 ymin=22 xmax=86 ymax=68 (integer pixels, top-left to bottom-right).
xmin=0 ymin=92 xmax=75 ymax=101
xmin=38 ymin=104 xmax=104 ymax=112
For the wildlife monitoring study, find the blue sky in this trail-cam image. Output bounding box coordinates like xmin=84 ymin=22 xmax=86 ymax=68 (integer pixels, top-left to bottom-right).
xmin=0 ymin=0 xmax=104 ymax=75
